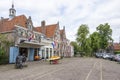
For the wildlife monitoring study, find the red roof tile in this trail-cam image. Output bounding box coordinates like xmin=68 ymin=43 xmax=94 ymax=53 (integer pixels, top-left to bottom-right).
xmin=60 ymin=29 xmax=64 ymax=35
xmin=35 ymin=27 xmax=42 ymax=33
xmin=0 ymin=15 xmax=27 ymax=32
xmin=46 ymin=24 xmax=57 ymax=38
xmin=35 ymin=24 xmax=57 ymax=38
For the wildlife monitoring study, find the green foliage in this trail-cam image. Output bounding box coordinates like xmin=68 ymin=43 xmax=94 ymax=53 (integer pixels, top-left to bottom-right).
xmin=0 ymin=55 xmax=9 ymax=64
xmin=114 ymin=51 xmax=120 ymax=54
xmin=0 ymin=47 xmax=6 ymax=55
xmin=76 ymin=24 xmax=89 ymax=51
xmin=71 ymin=41 xmax=81 ymax=56
xmin=76 ymin=24 xmax=92 ymax=56
xmin=96 ymin=23 xmax=113 ymax=50
xmin=0 ymin=33 xmax=13 ymax=64
xmin=0 ymin=47 xmax=9 ymax=65
xmin=90 ymin=32 xmax=100 ymax=53
xmin=76 ymin=23 xmax=113 ymax=57
xmin=84 ymin=38 xmax=92 ymax=56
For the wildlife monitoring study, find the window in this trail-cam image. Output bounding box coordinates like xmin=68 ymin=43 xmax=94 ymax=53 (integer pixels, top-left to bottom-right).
xmin=50 ymin=48 xmax=52 ymax=57
xmin=21 ymin=31 xmax=23 ymax=36
xmin=46 ymin=48 xmax=49 ymax=58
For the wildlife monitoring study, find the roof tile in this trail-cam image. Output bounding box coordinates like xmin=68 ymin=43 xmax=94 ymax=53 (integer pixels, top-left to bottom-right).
xmin=35 ymin=24 xmax=57 ymax=38
xmin=0 ymin=15 xmax=27 ymax=32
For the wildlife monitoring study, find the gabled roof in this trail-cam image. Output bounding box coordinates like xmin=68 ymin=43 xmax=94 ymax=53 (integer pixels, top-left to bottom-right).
xmin=46 ymin=24 xmax=57 ymax=38
xmin=60 ymin=27 xmax=66 ymax=41
xmin=35 ymin=24 xmax=57 ymax=38
xmin=34 ymin=27 xmax=42 ymax=33
xmin=0 ymin=15 xmax=27 ymax=32
xmin=60 ymin=29 xmax=64 ymax=35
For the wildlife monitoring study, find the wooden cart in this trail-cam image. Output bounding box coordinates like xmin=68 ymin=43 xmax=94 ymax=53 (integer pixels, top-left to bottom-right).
xmin=48 ymin=56 xmax=60 ymax=64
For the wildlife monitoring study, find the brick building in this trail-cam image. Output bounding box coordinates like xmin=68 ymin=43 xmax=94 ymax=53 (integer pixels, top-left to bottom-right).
xmin=35 ymin=21 xmax=74 ymax=57
xmin=0 ymin=3 xmax=74 ymax=63
xmin=0 ymin=4 xmax=54 ymax=63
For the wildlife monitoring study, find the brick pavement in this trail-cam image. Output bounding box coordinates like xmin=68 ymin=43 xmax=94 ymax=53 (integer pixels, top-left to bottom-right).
xmin=0 ymin=58 xmax=120 ymax=80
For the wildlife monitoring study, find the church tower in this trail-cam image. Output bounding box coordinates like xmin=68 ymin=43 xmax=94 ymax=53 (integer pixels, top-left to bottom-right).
xmin=9 ymin=3 xmax=16 ymax=19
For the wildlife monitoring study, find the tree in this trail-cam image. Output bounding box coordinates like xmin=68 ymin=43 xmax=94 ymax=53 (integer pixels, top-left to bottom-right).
xmin=84 ymin=37 xmax=92 ymax=56
xmin=96 ymin=23 xmax=113 ymax=51
xmin=0 ymin=33 xmax=13 ymax=64
xmin=0 ymin=34 xmax=13 ymax=56
xmin=90 ymin=32 xmax=100 ymax=54
xmin=76 ymin=24 xmax=91 ymax=56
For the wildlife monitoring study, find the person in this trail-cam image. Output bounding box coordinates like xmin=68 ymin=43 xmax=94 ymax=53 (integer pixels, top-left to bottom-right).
xmin=15 ymin=55 xmax=23 ymax=69
xmin=22 ymin=54 xmax=26 ymax=63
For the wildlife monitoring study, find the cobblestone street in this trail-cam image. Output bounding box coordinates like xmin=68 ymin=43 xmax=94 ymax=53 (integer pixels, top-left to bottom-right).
xmin=0 ymin=58 xmax=120 ymax=80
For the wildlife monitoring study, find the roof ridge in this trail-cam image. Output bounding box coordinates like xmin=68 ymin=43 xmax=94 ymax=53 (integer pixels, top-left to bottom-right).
xmin=35 ymin=23 xmax=57 ymax=28
xmin=45 ymin=23 xmax=57 ymax=27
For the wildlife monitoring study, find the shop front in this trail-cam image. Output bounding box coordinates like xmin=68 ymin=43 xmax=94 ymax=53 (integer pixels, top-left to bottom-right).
xmin=9 ymin=41 xmax=41 ymax=63
xmin=39 ymin=46 xmax=53 ymax=60
xmin=38 ymin=39 xmax=54 ymax=60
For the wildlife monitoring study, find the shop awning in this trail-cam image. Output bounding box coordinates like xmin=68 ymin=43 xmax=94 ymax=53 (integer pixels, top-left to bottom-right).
xmin=18 ymin=41 xmax=41 ymax=48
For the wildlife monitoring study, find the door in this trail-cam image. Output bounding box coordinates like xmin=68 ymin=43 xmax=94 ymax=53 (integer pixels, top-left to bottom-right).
xmin=9 ymin=47 xmax=19 ymax=63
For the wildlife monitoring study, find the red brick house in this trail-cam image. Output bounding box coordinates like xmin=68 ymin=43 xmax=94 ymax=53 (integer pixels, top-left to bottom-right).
xmin=0 ymin=3 xmax=74 ymax=63
xmin=60 ymin=27 xmax=67 ymax=57
xmin=35 ymin=21 xmax=74 ymax=57
xmin=35 ymin=21 xmax=61 ymax=56
xmin=113 ymin=43 xmax=120 ymax=52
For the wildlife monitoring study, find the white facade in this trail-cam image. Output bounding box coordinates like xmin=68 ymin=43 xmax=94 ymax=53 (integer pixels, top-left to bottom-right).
xmin=39 ymin=38 xmax=54 ymax=59
xmin=70 ymin=46 xmax=74 ymax=57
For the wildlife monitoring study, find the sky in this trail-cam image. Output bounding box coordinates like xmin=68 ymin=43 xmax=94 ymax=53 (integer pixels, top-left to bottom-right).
xmin=0 ymin=0 xmax=120 ymax=42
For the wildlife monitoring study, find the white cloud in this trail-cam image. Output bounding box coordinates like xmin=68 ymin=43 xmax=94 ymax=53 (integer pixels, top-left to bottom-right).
xmin=0 ymin=0 xmax=120 ymax=42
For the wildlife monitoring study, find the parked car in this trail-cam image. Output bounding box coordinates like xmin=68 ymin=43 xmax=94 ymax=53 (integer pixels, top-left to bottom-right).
xmin=102 ymin=53 xmax=111 ymax=59
xmin=114 ymin=54 xmax=120 ymax=61
xmin=108 ymin=53 xmax=115 ymax=61
xmin=95 ymin=53 xmax=103 ymax=58
xmin=117 ymin=56 xmax=120 ymax=62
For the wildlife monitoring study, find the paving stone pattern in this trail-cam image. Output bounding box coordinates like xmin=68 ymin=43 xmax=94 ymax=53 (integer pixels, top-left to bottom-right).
xmin=0 ymin=58 xmax=120 ymax=80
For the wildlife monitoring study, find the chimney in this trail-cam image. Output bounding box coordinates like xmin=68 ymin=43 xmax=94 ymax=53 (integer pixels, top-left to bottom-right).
xmin=41 ymin=20 xmax=45 ymax=26
xmin=1 ymin=17 xmax=4 ymax=20
xmin=28 ymin=16 xmax=31 ymax=20
xmin=41 ymin=20 xmax=46 ymax=35
xmin=63 ymin=26 xmax=65 ymax=30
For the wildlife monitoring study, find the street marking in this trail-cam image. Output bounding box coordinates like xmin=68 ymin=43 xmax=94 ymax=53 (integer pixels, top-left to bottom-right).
xmin=85 ymin=62 xmax=97 ymax=80
xmin=100 ymin=61 xmax=103 ymax=80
